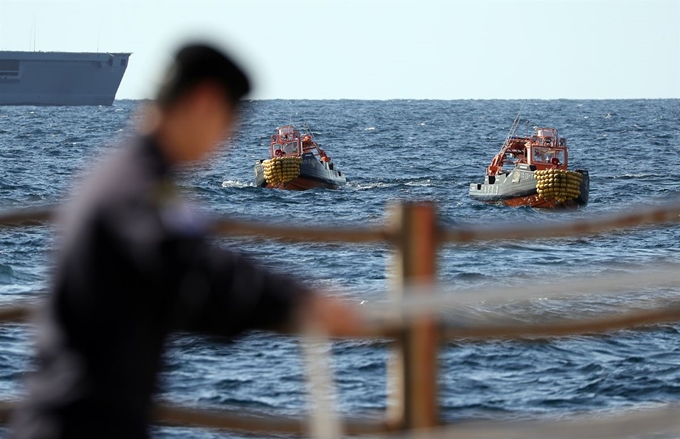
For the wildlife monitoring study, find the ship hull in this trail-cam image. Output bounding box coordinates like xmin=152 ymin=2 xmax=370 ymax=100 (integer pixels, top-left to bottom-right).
xmin=0 ymin=51 xmax=130 ymax=106
xmin=0 ymin=93 xmax=121 ymax=106
xmin=469 ymin=167 xmax=589 ymax=208
xmin=254 ymin=153 xmax=347 ymax=190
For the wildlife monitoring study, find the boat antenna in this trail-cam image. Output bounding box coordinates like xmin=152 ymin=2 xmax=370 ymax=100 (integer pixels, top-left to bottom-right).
xmin=31 ymin=13 xmax=37 ymax=51
xmin=29 ymin=15 xmax=34 ymax=51
xmin=503 ymin=100 xmax=527 ymax=146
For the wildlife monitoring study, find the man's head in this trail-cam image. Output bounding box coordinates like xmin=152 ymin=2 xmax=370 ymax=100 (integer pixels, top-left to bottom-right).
xmin=150 ymin=43 xmax=251 ymax=162
xmin=156 ymin=44 xmax=250 ymax=108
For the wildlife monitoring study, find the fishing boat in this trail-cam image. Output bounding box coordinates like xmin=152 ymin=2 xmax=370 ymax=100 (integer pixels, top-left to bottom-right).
xmin=469 ymin=118 xmax=589 ymax=208
xmin=254 ymin=125 xmax=347 ymax=190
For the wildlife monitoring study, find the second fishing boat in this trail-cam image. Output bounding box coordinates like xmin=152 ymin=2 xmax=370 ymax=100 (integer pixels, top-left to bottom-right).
xmin=254 ymin=125 xmax=347 ymax=190
xmin=469 ymin=119 xmax=589 ymax=208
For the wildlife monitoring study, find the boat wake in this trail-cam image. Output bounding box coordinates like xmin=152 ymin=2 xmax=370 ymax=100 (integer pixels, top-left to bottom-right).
xmin=349 ymin=177 xmax=438 ymax=191
xmin=348 ymin=181 xmax=394 ymax=190
xmin=221 ymin=180 xmax=254 ymax=188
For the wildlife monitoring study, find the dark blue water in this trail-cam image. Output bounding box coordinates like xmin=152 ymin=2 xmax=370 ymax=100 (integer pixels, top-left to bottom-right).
xmin=0 ymin=99 xmax=679 ymax=437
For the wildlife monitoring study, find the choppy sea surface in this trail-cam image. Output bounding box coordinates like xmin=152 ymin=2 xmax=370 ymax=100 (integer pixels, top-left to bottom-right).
xmin=0 ymin=99 xmax=679 ymax=438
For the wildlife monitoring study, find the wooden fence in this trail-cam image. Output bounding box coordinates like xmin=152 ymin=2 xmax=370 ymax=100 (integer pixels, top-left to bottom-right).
xmin=0 ymin=200 xmax=680 ymax=437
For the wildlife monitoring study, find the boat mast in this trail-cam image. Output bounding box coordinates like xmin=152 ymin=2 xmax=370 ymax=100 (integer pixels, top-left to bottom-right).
xmin=503 ymin=100 xmax=526 ymax=147
xmin=486 ymin=101 xmax=528 ymax=176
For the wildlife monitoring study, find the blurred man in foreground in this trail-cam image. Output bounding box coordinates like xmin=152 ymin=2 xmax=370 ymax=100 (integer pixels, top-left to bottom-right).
xmin=10 ymin=43 xmax=362 ymax=439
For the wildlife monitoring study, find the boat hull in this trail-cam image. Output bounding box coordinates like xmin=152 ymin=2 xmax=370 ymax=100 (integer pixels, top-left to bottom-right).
xmin=469 ymin=167 xmax=589 ymax=208
xmin=254 ymin=153 xmax=347 ymax=190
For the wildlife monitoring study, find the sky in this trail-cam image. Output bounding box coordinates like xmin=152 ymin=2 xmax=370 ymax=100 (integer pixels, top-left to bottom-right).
xmin=0 ymin=0 xmax=678 ymax=100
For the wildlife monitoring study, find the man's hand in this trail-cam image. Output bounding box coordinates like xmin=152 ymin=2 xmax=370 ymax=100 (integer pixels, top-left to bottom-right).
xmin=295 ymin=294 xmax=367 ymax=338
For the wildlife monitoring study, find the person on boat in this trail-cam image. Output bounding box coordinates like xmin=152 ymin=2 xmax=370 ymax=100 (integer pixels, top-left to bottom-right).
xmin=301 ymin=134 xmax=314 ymax=153
xmin=9 ymin=42 xmax=364 ymax=439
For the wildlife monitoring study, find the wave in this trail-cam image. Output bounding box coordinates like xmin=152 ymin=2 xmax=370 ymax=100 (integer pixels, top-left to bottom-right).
xmin=612 ymin=173 xmax=670 ymax=180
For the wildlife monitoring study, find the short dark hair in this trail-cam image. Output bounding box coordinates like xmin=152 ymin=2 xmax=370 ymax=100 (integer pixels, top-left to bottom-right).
xmin=156 ymin=43 xmax=251 ymax=107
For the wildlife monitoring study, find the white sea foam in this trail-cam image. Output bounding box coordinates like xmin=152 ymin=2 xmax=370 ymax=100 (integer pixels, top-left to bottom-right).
xmin=221 ymin=180 xmax=253 ymax=188
xmin=405 ymin=179 xmax=433 ymax=187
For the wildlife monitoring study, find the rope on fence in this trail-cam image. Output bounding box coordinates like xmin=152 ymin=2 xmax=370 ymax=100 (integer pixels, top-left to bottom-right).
xmin=4 ymin=263 xmax=680 ymax=339
xmin=369 ymin=264 xmax=680 ymax=320
xmin=362 ymin=264 xmax=680 ymax=339
xmin=4 ymin=265 xmax=678 ymax=332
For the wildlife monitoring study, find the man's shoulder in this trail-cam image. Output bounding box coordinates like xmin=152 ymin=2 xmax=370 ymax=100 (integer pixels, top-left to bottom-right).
xmin=57 ymin=138 xmax=166 ymax=230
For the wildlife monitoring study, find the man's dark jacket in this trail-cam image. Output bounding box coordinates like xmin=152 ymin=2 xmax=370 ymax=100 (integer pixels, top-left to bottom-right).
xmin=10 ymin=137 xmax=308 ymax=438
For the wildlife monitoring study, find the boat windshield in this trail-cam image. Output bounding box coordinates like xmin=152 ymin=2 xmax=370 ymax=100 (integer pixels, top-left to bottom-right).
xmin=282 ymin=142 xmax=298 ymax=154
xmin=536 ymin=128 xmax=558 ymax=138
xmin=532 ymin=147 xmax=565 ymax=164
xmin=269 ymin=125 xmax=307 ymax=158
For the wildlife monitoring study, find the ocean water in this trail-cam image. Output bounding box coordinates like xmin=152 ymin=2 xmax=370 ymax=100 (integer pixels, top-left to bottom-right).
xmin=0 ymin=99 xmax=679 ymax=437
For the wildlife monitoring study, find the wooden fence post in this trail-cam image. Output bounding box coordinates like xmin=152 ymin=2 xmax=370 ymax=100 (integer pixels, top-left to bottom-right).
xmin=388 ymin=201 xmax=439 ymax=430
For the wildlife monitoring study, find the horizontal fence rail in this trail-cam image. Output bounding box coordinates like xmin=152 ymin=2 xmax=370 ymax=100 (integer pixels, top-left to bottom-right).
xmin=155 ymin=404 xmax=391 ymax=436
xmin=440 ymin=307 xmax=680 ymax=340
xmin=4 ymin=398 xmax=680 ymax=439
xmin=0 ymin=304 xmax=33 ymax=323
xmin=0 ymin=399 xmax=391 ymax=436
xmin=3 ymin=198 xmax=680 ymax=244
xmin=211 ymin=218 xmax=392 ymax=244
xmin=386 ymin=405 xmax=680 ymax=439
xmin=0 ymin=205 xmax=55 ymax=227
xmin=443 ymin=199 xmax=680 ymax=243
